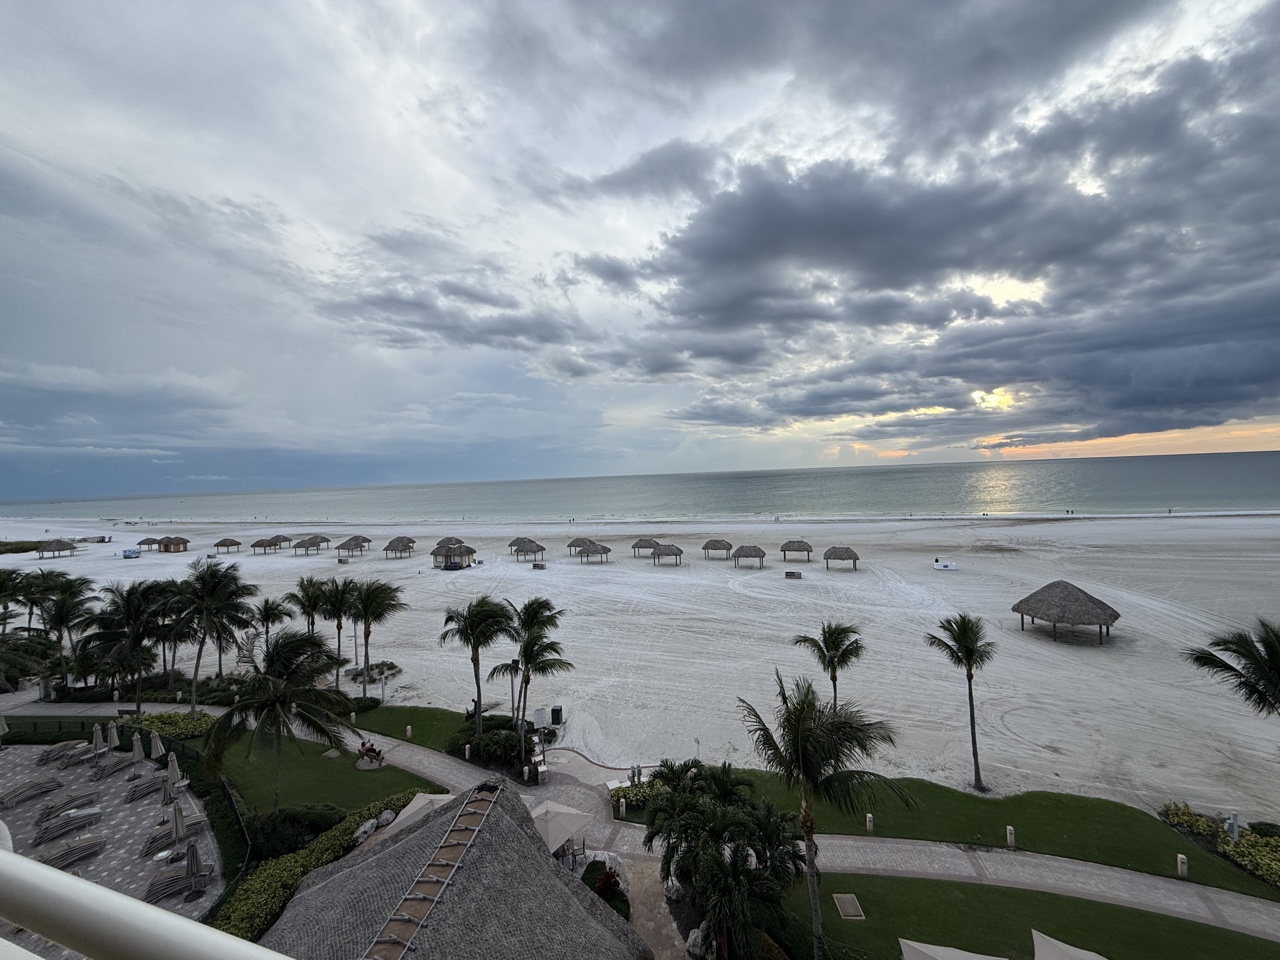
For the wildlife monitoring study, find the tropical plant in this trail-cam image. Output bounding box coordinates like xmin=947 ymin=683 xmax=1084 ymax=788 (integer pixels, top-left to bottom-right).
xmin=792 ymin=621 xmax=865 ymax=704
xmin=0 ymin=568 xmax=25 ymax=635
xmin=441 ymin=595 xmax=513 ymax=737
xmin=170 ymin=558 xmax=259 ymax=712
xmin=700 ymin=840 xmax=787 ymax=960
xmin=82 ymin=580 xmax=167 ymax=712
xmin=251 ymin=597 xmax=293 ymax=644
xmin=320 ymin=577 xmax=358 ymax=691
xmin=202 ymin=627 xmax=355 ymax=813
xmin=34 ymin=573 xmax=95 ymax=685
xmin=740 ymin=672 xmax=904 ymax=960
xmin=926 ymin=613 xmax=996 ymax=792
xmin=284 ymin=576 xmax=327 ymax=636
xmin=1183 ymin=618 xmax=1280 ymax=719
xmin=486 ymin=596 xmax=572 ymax=762
xmin=351 ymin=579 xmax=408 ymax=697
xmin=0 ymin=630 xmax=56 ymax=692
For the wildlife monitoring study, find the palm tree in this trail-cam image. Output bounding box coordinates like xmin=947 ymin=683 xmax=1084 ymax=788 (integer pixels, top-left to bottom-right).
xmin=0 ymin=630 xmax=56 ymax=692
xmin=792 ymin=621 xmax=865 ymax=703
xmin=351 ymin=579 xmax=408 ymax=697
xmin=441 ymin=595 xmax=512 ymax=737
xmin=35 ymin=574 xmax=95 ymax=687
xmin=699 ymin=840 xmax=787 ymax=960
xmin=284 ymin=576 xmax=327 ymax=636
xmin=170 ymin=558 xmax=259 ymax=713
xmin=0 ymin=568 xmax=25 ymax=635
xmin=320 ymin=577 xmax=359 ymax=692
xmin=251 ymin=597 xmax=293 ymax=644
xmin=202 ymin=628 xmax=355 ymax=812
xmin=486 ymin=597 xmax=572 ymax=762
xmin=1183 ymin=618 xmax=1280 ymax=718
xmin=82 ymin=580 xmax=166 ymax=713
xmin=926 ymin=613 xmax=996 ymax=792
xmin=740 ymin=672 xmax=903 ymax=960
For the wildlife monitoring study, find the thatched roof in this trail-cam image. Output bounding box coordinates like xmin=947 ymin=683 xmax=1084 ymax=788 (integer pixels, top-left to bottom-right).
xmin=313 ymin=535 xmax=331 ymax=544
xmin=780 ymin=539 xmax=813 ymax=552
xmin=580 ymin=542 xmax=612 ymax=556
xmin=214 ymin=538 xmax=241 ymax=548
xmin=431 ymin=543 xmax=476 ymax=557
xmin=631 ymin=538 xmax=660 ymax=550
xmin=437 ymin=536 xmax=464 ymax=546
xmin=702 ymin=539 xmax=732 ymax=551
xmin=510 ymin=537 xmax=533 ymax=547
xmin=732 ymin=544 xmax=766 ymax=559
xmin=259 ymin=783 xmax=652 ymax=960
xmin=567 ymin=536 xmax=595 ymax=550
xmin=1013 ymin=580 xmax=1120 ymax=626
xmin=384 ymin=536 xmax=415 ymax=552
xmin=336 ymin=536 xmax=367 ymax=551
xmin=652 ymin=543 xmax=683 ymax=557
xmin=137 ymin=537 xmax=160 ymax=546
xmin=268 ymin=534 xmax=292 ymax=545
xmin=352 ymin=535 xmax=373 ymax=544
xmin=823 ymin=546 xmax=859 ymax=561
xmin=516 ymin=541 xmax=546 ymax=555
xmin=39 ymin=539 xmax=76 ymax=553
xmin=250 ymin=538 xmax=273 ymax=549
xmin=158 ymin=536 xmax=190 ymax=545
xmin=293 ymin=535 xmax=323 ymax=549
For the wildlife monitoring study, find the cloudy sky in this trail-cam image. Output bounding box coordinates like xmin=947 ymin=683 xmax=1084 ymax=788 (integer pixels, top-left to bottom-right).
xmin=2 ymin=1 xmax=1278 ymax=499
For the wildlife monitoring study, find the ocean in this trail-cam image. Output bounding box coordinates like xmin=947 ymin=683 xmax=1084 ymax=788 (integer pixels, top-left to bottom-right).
xmin=0 ymin=451 xmax=1276 ymax=524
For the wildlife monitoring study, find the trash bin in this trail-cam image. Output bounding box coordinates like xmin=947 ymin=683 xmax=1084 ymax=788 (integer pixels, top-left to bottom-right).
xmin=551 ymin=705 xmax=563 ymax=726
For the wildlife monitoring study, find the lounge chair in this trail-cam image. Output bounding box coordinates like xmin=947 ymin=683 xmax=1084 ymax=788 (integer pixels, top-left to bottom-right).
xmin=38 ymin=741 xmax=85 ymax=765
xmin=92 ymin=754 xmax=135 ymax=780
xmin=143 ymin=844 xmax=214 ymax=904
xmin=0 ymin=777 xmax=63 ymax=810
xmin=140 ymin=808 xmax=208 ymax=857
xmin=31 ymin=807 xmax=102 ymax=846
xmin=36 ymin=791 xmax=99 ymax=824
xmin=37 ymin=834 xmax=106 ymax=871
xmin=59 ymin=744 xmax=106 ymax=768
xmin=126 ymin=774 xmax=165 ymax=803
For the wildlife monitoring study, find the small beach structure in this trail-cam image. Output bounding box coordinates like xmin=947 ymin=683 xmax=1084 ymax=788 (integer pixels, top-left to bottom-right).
xmin=213 ymin=537 xmax=241 ymax=554
xmin=336 ymin=536 xmax=371 ymax=556
xmin=579 ymin=542 xmax=612 ymax=563
xmin=383 ymin=536 xmax=415 ymax=559
xmin=37 ymin=539 xmax=77 ymax=559
xmin=432 ymin=542 xmax=476 ymax=568
xmin=652 ymin=543 xmax=683 ymax=566
xmin=249 ymin=538 xmax=274 ymax=554
xmin=292 ymin=535 xmax=330 ymax=555
xmin=567 ymin=536 xmax=595 ymax=555
xmin=780 ymin=539 xmax=813 ymax=562
xmin=269 ymin=533 xmax=292 ymax=546
xmin=137 ymin=537 xmax=160 ymax=551
xmin=158 ymin=536 xmax=190 ymax=554
xmin=509 ymin=536 xmax=533 ymax=554
xmin=514 ymin=540 xmax=546 ymax=561
xmin=437 ymin=536 xmax=464 ymax=548
xmin=702 ymin=539 xmax=733 ymax=559
xmin=823 ymin=546 xmax=859 ymax=570
xmin=1012 ymin=580 xmax=1120 ymax=644
xmin=732 ymin=544 xmax=766 ymax=568
xmin=630 ymin=537 xmax=660 ymax=557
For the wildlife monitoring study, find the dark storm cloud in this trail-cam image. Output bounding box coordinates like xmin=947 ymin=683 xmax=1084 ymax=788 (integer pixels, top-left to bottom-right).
xmin=572 ymin=139 xmax=724 ymax=200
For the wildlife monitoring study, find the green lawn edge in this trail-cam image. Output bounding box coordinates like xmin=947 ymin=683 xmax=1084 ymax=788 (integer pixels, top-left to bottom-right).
xmin=789 ymin=873 xmax=1280 ymax=960
xmin=354 ymin=704 xmax=469 ymax=753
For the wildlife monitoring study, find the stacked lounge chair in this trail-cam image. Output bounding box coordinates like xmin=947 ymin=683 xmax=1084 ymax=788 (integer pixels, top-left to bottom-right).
xmin=37 ymin=834 xmax=107 ymax=871
xmin=36 ymin=791 xmax=98 ymax=824
xmin=0 ymin=776 xmax=63 ymax=810
xmin=32 ymin=806 xmax=102 ymax=846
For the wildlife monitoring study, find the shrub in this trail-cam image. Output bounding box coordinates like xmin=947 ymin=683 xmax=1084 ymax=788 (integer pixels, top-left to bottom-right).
xmin=593 ymin=866 xmax=622 ymax=898
xmin=1162 ymin=800 xmax=1280 ymax=889
xmin=610 ymin=779 xmax=662 ymax=810
xmin=444 ymin=715 xmax=531 ymax=771
xmin=132 ymin=711 xmax=217 ymax=740
xmin=213 ymin=789 xmax=420 ymax=941
xmin=1250 ymin=822 xmax=1280 ymax=839
xmin=0 ymin=541 xmax=42 ymax=555
xmin=350 ymin=696 xmax=381 ymax=714
xmin=245 ymin=804 xmax=347 ymax=861
xmin=581 ymin=860 xmax=630 ymax=920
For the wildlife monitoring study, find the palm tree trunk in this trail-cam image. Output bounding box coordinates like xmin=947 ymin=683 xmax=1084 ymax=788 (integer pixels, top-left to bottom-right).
xmin=189 ymin=636 xmax=206 ymax=716
xmin=362 ymin=623 xmax=371 ymax=697
xmin=801 ymin=797 xmax=823 ymax=960
xmin=830 ymin=670 xmax=837 ymax=704
xmin=135 ymin=670 xmax=144 ymax=715
xmin=217 ymin=643 xmax=224 ymax=678
xmin=473 ymin=651 xmax=484 ymax=737
xmin=967 ymin=671 xmax=984 ymax=791
xmin=274 ymin=729 xmax=283 ymax=814
xmin=519 ymin=673 xmax=532 ymax=764
xmin=334 ymin=618 xmax=343 ymax=692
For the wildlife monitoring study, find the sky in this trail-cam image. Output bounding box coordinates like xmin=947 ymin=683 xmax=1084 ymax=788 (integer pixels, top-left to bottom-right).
xmin=1 ymin=1 xmax=1278 ymax=500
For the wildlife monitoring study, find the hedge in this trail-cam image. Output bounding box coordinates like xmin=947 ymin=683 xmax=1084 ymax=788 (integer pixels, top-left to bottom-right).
xmin=212 ymin=788 xmax=420 ymax=941
xmin=131 ymin=711 xmax=218 ymax=740
xmin=1161 ymin=801 xmax=1280 ymax=888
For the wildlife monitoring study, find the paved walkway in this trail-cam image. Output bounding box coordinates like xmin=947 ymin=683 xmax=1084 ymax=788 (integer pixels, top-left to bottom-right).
xmin=8 ymin=691 xmax=1280 ymax=953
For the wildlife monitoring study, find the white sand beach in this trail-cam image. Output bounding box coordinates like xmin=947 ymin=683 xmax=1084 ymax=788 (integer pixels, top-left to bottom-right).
xmin=4 ymin=514 xmax=1279 ymax=820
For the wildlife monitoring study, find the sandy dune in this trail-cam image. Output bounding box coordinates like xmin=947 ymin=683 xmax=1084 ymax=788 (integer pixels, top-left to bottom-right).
xmin=5 ymin=514 xmax=1279 ymax=820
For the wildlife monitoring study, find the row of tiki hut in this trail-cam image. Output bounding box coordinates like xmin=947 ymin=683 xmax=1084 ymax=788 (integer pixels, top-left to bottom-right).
xmin=133 ymin=534 xmax=478 ymax=565
xmin=500 ymin=536 xmax=860 ymax=569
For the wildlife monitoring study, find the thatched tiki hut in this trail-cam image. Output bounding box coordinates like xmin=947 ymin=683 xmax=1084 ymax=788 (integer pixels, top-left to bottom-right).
xmin=823 ymin=546 xmax=859 ymax=570
xmin=383 ymin=536 xmax=414 ymax=559
xmin=702 ymin=539 xmax=733 ymax=559
xmin=437 ymin=536 xmax=464 ymax=547
xmin=268 ymin=534 xmax=292 ymax=549
xmin=579 ymin=542 xmax=612 ymax=563
xmin=514 ymin=540 xmax=546 ymax=561
xmin=779 ymin=539 xmax=813 ymax=561
xmin=652 ymin=543 xmax=683 ymax=566
xmin=631 ymin=537 xmax=659 ymax=557
xmin=567 ymin=536 xmax=595 ymax=555
xmin=214 ymin=537 xmax=242 ymax=554
xmin=336 ymin=536 xmax=370 ymax=556
xmin=158 ymin=536 xmax=190 ymax=554
xmin=137 ymin=537 xmax=160 ymax=551
xmin=249 ymin=538 xmax=274 ymax=554
xmin=509 ymin=536 xmax=533 ymax=554
xmin=1012 ymin=580 xmax=1120 ymax=644
xmin=732 ymin=544 xmax=766 ymax=568
xmin=37 ymin=539 xmax=77 ymax=558
xmin=431 ymin=543 xmax=476 ymax=568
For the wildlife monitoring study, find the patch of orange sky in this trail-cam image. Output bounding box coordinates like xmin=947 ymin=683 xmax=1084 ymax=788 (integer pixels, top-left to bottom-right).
xmin=978 ymin=419 xmax=1280 ymax=460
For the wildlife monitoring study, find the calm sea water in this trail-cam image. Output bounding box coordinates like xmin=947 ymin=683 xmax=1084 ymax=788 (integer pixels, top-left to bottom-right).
xmin=0 ymin=452 xmax=1276 ymax=523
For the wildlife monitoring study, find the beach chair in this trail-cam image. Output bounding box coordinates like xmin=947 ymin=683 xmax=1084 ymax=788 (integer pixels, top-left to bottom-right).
xmin=143 ymin=843 xmax=214 ymax=904
xmin=37 ymin=834 xmax=106 ymax=871
xmin=38 ymin=741 xmax=85 ymax=765
xmin=59 ymin=744 xmax=105 ymax=768
xmin=31 ymin=807 xmax=102 ymax=846
xmin=0 ymin=777 xmax=63 ymax=811
xmin=92 ymin=754 xmax=135 ymax=780
xmin=126 ymin=774 xmax=165 ymax=803
xmin=36 ymin=791 xmax=99 ymax=825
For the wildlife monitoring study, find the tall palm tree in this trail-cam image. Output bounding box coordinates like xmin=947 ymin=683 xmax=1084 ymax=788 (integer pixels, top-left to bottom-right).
xmin=351 ymin=579 xmax=408 ymax=697
xmin=284 ymin=576 xmax=327 ymax=636
xmin=202 ymin=628 xmax=355 ymax=813
xmin=441 ymin=595 xmax=512 ymax=736
xmin=926 ymin=613 xmax=996 ymax=792
xmin=251 ymin=597 xmax=293 ymax=644
xmin=1183 ymin=618 xmax=1280 ymax=718
xmin=792 ymin=621 xmax=865 ymax=703
xmin=320 ymin=577 xmax=359 ymax=692
xmin=740 ymin=672 xmax=903 ymax=960
xmin=36 ymin=574 xmax=95 ymax=687
xmin=0 ymin=630 xmax=56 ymax=692
xmin=486 ymin=596 xmax=572 ymax=761
xmin=19 ymin=568 xmax=69 ymax=633
xmin=170 ymin=558 xmax=259 ymax=713
xmin=82 ymin=580 xmax=166 ymax=713
xmin=0 ymin=568 xmax=25 ymax=635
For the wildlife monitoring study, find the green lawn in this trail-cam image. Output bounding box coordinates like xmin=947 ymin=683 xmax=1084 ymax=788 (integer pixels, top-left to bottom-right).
xmin=354 ymin=705 xmax=469 ymax=752
xmin=213 ymin=737 xmax=445 ymax=813
xmin=790 ymin=874 xmax=1280 ymax=960
xmin=744 ymin=773 xmax=1280 ymax=901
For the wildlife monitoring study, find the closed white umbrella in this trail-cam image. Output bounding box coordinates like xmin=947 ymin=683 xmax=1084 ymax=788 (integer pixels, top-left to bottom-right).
xmin=130 ymin=731 xmax=145 ymax=763
xmin=91 ymin=723 xmax=104 ymax=757
xmin=528 ymin=800 xmax=594 ymax=853
xmin=106 ymin=721 xmax=120 ymax=751
xmin=0 ymin=713 xmax=8 ymax=749
xmin=171 ymin=803 xmax=187 ymax=842
xmin=901 ymin=941 xmax=1010 ymax=960
xmin=150 ymin=730 xmax=165 ymax=761
xmin=166 ymin=752 xmax=181 ymax=785
xmin=161 ymin=775 xmax=175 ymax=806
xmin=1032 ymin=932 xmax=1109 ymax=960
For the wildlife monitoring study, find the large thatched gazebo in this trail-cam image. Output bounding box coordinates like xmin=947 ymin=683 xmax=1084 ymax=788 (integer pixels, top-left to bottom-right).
xmin=732 ymin=544 xmax=766 ymax=568
xmin=823 ymin=546 xmax=859 ymax=570
xmin=579 ymin=542 xmax=612 ymax=563
xmin=514 ymin=540 xmax=546 ymax=561
xmin=509 ymin=537 xmax=533 ymax=554
xmin=780 ymin=539 xmax=813 ymax=561
xmin=652 ymin=543 xmax=683 ymax=566
xmin=702 ymin=539 xmax=733 ymax=559
xmin=268 ymin=534 xmax=292 ymax=548
xmin=383 ymin=536 xmax=415 ymax=559
xmin=292 ymin=535 xmax=324 ymax=555
xmin=213 ymin=537 xmax=241 ymax=554
xmin=336 ymin=536 xmax=370 ymax=556
xmin=1012 ymin=580 xmax=1120 ymax=644
xmin=250 ymin=538 xmax=274 ymax=554
xmin=137 ymin=537 xmax=160 ymax=551
xmin=158 ymin=536 xmax=190 ymax=554
xmin=631 ymin=537 xmax=660 ymax=557
xmin=37 ymin=539 xmax=77 ymax=559
xmin=567 ymin=536 xmax=595 ymax=555
xmin=437 ymin=536 xmax=464 ymax=547
xmin=432 ymin=543 xmax=476 ymax=568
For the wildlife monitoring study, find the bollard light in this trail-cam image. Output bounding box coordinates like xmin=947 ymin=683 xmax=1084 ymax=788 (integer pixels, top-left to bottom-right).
xmin=1177 ymin=853 xmax=1188 ymax=878
xmin=865 ymin=813 xmax=874 ymax=834
xmin=523 ymin=765 xmax=529 ymax=782
xmin=1006 ymin=826 xmax=1016 ymax=849
xmin=406 ymin=725 xmax=412 ymax=740
xmin=464 ymin=743 xmax=470 ymax=760
xmin=619 ymin=798 xmax=627 ymax=818
xmin=349 ymin=712 xmax=356 ymax=724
